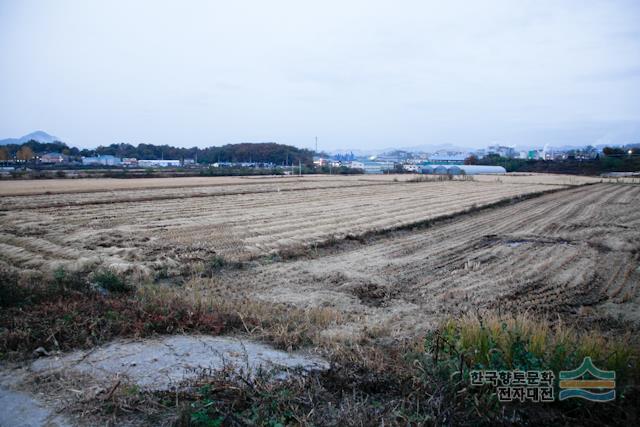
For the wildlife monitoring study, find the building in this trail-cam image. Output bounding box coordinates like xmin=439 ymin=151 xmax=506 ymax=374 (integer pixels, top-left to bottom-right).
xmin=457 ymin=165 xmax=506 ymax=175
xmin=40 ymin=152 xmax=68 ymax=164
xmin=528 ymin=150 xmax=541 ymax=160
xmin=362 ymin=161 xmax=393 ymax=174
xmin=423 ymin=165 xmax=506 ymax=175
xmin=402 ymin=164 xmax=419 ymax=172
xmin=82 ymin=155 xmax=121 ymax=166
xmin=421 ymin=165 xmax=434 ymax=174
xmin=122 ymin=158 xmax=138 ymax=167
xmin=138 ymin=159 xmax=181 ymax=167
xmin=349 ymin=161 xmax=365 ymax=170
xmin=488 ymin=145 xmax=517 ymax=158
xmin=427 ymin=152 xmax=468 ymax=163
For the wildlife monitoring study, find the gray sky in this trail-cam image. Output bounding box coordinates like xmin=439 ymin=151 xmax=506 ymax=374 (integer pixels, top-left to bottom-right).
xmin=1 ymin=0 xmax=639 ymax=150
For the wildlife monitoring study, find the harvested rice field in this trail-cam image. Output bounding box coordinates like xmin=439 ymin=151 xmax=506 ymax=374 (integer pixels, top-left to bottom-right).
xmin=1 ymin=173 xmax=639 ymax=426
xmin=1 ymin=173 xmax=638 ymax=330
xmin=0 ymin=174 xmax=580 ymax=277
xmin=208 ymin=182 xmax=640 ymax=338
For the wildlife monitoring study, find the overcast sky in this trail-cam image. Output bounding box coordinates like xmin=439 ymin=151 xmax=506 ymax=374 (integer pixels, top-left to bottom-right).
xmin=1 ymin=0 xmax=639 ymax=150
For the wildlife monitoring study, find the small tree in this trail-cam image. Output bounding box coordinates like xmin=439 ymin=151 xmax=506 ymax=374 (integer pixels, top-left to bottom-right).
xmin=0 ymin=147 xmax=9 ymax=161
xmin=603 ymin=146 xmax=625 ymax=156
xmin=464 ymin=155 xmax=478 ymax=165
xmin=16 ymin=146 xmax=35 ymax=161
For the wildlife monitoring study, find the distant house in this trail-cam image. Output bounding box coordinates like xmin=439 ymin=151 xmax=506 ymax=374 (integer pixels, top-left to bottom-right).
xmin=349 ymin=161 xmax=365 ymax=170
xmin=82 ymin=155 xmax=121 ymax=166
xmin=362 ymin=161 xmax=393 ymax=174
xmin=122 ymin=158 xmax=138 ymax=167
xmin=40 ymin=152 xmax=68 ymax=164
xmin=138 ymin=159 xmax=181 ymax=167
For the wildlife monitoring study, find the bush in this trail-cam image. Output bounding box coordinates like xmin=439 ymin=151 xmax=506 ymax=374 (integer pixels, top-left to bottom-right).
xmin=203 ymin=255 xmax=227 ymax=277
xmin=92 ymin=270 xmax=131 ymax=293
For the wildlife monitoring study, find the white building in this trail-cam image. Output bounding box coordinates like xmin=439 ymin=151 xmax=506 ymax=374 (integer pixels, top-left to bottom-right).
xmin=349 ymin=161 xmax=364 ymax=170
xmin=138 ymin=159 xmax=181 ymax=167
xmin=82 ymin=155 xmax=121 ymax=166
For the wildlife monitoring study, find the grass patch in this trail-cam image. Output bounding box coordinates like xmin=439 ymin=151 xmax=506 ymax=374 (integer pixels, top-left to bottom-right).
xmin=0 ymin=266 xmax=89 ymax=308
xmin=0 ymin=269 xmax=243 ymax=359
xmin=428 ymin=312 xmax=638 ymax=381
xmin=3 ymin=267 xmax=638 ymax=425
xmin=177 ymin=312 xmax=639 ymax=426
xmin=92 ymin=270 xmax=132 ymax=293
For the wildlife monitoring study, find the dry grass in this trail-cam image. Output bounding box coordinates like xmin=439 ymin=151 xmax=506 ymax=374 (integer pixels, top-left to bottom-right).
xmin=2 ymin=175 xmax=639 ymax=425
xmin=439 ymin=311 xmax=638 ymax=375
xmin=26 ymin=309 xmax=636 ymax=426
xmin=0 ymin=178 xmax=570 ymax=279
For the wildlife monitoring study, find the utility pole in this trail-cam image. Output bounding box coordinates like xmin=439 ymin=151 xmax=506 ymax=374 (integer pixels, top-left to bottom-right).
xmin=315 ymin=136 xmax=318 ymax=154
xmin=299 ymin=159 xmax=302 ymax=177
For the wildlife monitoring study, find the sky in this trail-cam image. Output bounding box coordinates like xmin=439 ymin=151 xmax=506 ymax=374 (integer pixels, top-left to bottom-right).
xmin=1 ymin=0 xmax=639 ymax=151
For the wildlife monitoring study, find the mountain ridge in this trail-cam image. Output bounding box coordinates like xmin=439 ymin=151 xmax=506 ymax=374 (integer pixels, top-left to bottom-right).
xmin=0 ymin=131 xmax=60 ymax=145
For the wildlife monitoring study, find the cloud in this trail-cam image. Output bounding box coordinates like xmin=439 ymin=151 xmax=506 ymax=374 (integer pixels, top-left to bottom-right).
xmin=0 ymin=0 xmax=638 ymax=149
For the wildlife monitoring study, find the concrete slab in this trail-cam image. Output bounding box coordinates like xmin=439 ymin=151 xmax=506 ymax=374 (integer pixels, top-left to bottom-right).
xmin=30 ymin=335 xmax=328 ymax=390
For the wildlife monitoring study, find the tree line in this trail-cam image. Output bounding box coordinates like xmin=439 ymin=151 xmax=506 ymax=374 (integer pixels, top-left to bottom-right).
xmin=471 ymin=147 xmax=640 ymax=175
xmin=0 ymin=140 xmax=315 ymax=166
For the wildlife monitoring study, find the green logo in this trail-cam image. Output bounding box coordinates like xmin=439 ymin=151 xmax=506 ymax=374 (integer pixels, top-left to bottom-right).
xmin=559 ymin=357 xmax=615 ymax=402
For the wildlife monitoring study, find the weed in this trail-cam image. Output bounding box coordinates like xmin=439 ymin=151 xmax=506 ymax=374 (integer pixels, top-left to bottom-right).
xmin=206 ymin=255 xmax=227 ymax=274
xmin=92 ymin=270 xmax=131 ymax=293
xmin=424 ymin=312 xmax=639 ymax=395
xmin=0 ymin=291 xmax=236 ymax=359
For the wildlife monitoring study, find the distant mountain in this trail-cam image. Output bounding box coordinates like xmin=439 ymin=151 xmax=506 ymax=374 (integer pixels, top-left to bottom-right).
xmin=329 ymin=143 xmax=475 ymax=158
xmin=0 ymin=130 xmax=60 ymax=145
xmin=393 ymin=143 xmax=474 ymax=153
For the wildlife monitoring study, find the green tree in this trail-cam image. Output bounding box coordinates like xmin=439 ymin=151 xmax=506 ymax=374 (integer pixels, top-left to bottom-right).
xmin=603 ymin=146 xmax=625 ymax=156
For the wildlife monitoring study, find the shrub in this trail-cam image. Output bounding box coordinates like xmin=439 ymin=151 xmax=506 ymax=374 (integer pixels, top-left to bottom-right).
xmin=92 ymin=270 xmax=131 ymax=293
xmin=203 ymin=255 xmax=227 ymax=277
